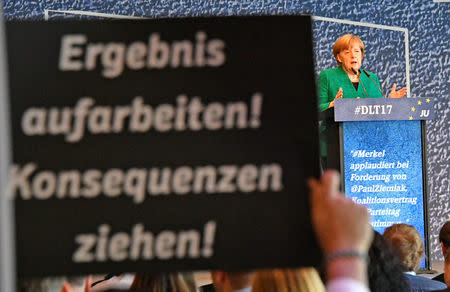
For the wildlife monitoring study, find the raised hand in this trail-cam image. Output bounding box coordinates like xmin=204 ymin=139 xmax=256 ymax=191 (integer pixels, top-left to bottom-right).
xmin=308 ymin=170 xmax=373 ymax=286
xmin=308 ymin=170 xmax=372 ymax=254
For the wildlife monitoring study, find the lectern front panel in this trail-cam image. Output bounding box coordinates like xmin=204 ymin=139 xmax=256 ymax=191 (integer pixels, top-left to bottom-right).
xmin=342 ymin=120 xmax=428 ymax=268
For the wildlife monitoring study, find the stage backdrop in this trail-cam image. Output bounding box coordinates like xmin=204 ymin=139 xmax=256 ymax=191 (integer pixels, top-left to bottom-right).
xmin=3 ymin=0 xmax=449 ymax=261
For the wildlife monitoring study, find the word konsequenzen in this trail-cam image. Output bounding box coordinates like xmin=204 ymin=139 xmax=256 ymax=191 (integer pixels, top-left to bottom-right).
xmin=12 ymin=163 xmax=283 ymax=203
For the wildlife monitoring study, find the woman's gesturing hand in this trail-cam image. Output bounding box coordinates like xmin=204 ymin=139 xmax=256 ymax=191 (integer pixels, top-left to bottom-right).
xmin=329 ymin=87 xmax=343 ymax=108
xmin=389 ymin=83 xmax=407 ymax=98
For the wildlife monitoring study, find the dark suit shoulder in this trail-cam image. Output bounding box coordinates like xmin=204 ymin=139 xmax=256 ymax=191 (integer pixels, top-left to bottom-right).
xmin=405 ymin=273 xmax=447 ymax=291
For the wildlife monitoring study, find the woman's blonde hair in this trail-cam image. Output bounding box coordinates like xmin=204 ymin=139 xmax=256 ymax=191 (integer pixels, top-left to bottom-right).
xmin=383 ymin=224 xmax=424 ymax=271
xmin=129 ymin=273 xmax=196 ymax=292
xmin=252 ymin=268 xmax=325 ymax=292
xmin=333 ymin=34 xmax=365 ymax=65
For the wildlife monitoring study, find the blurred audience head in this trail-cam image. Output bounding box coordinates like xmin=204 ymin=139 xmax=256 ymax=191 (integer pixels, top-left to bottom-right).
xmin=368 ymin=231 xmax=410 ymax=292
xmin=252 ymin=268 xmax=325 ymax=292
xmin=211 ymin=271 xmax=254 ymax=292
xmin=439 ymin=221 xmax=450 ymax=287
xmin=129 ymin=273 xmax=195 ymax=292
xmin=383 ymin=224 xmax=424 ymax=272
xmin=439 ymin=221 xmax=450 ymax=261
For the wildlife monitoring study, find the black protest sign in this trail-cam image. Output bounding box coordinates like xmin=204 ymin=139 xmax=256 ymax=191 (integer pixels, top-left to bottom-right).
xmin=6 ymin=16 xmax=321 ymax=277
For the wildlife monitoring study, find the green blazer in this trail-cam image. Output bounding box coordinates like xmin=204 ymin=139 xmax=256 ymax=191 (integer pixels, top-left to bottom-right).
xmin=318 ymin=66 xmax=383 ymax=111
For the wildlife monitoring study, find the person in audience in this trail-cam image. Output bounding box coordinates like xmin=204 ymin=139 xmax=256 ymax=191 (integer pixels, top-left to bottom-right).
xmin=252 ymin=268 xmax=325 ymax=292
xmin=433 ymin=221 xmax=450 ymax=287
xmin=368 ymin=231 xmax=411 ymax=291
xmin=209 ymin=271 xmax=254 ymax=292
xmin=308 ymin=170 xmax=373 ymax=292
xmin=383 ymin=224 xmax=446 ymax=291
xmin=129 ymin=273 xmax=196 ymax=292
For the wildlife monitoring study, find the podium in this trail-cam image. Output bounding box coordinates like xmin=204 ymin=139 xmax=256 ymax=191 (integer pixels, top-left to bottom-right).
xmin=321 ymin=97 xmax=434 ymax=269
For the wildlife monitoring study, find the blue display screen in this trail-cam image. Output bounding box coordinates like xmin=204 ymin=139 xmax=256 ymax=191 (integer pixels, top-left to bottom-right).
xmin=343 ymin=120 xmax=427 ymax=267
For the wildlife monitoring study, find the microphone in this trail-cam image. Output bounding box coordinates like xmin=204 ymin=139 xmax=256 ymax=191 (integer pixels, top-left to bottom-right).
xmin=363 ymin=69 xmax=384 ymax=98
xmin=351 ymin=68 xmax=368 ymax=98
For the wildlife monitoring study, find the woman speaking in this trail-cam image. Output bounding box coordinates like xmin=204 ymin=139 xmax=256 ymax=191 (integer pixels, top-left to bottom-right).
xmin=318 ymin=34 xmax=406 ymax=111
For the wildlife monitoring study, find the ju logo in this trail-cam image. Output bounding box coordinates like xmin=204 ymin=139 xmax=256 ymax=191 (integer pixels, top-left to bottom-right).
xmin=409 ymin=98 xmax=433 ymax=120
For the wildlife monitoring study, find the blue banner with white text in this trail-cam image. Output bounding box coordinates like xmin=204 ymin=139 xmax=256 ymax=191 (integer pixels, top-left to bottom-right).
xmin=343 ymin=120 xmax=426 ymax=266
